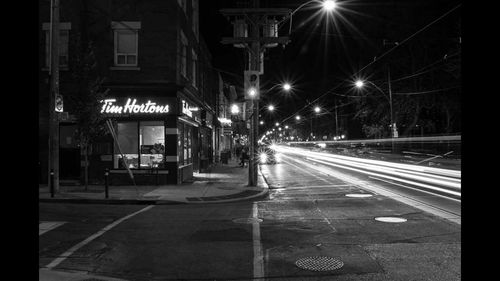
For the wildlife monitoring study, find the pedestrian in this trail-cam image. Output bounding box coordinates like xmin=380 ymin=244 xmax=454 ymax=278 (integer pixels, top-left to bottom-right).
xmin=240 ymin=146 xmax=249 ymax=167
xmin=235 ymin=139 xmax=242 ymax=160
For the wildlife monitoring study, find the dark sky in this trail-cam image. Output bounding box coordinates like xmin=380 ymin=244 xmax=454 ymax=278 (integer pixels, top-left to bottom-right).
xmin=199 ymin=0 xmax=461 ymax=126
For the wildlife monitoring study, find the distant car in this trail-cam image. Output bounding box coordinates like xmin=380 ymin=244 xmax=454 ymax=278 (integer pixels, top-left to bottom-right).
xmin=258 ymin=145 xmax=280 ymax=164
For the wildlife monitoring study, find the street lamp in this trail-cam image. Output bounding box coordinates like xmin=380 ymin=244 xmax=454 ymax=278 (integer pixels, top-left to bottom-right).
xmin=355 ymin=79 xmax=396 ymax=138
xmin=230 ymin=104 xmax=240 ymax=115
xmin=314 ymin=106 xmax=321 ymax=113
xmin=295 ymin=115 xmax=301 ymax=120
xmin=275 ymin=122 xmax=280 ymax=127
xmin=322 ymin=0 xmax=337 ymax=11
xmin=259 ymin=121 xmax=264 ymax=125
xmin=268 ymin=105 xmax=275 ymax=111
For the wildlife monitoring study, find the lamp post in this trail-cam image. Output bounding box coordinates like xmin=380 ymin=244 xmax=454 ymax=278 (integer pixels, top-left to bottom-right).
xmin=280 ymin=0 xmax=339 ymax=34
xmin=355 ymin=79 xmax=396 ymax=138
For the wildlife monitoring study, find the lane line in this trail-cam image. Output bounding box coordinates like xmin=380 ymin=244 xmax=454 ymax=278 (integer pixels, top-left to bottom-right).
xmin=252 ymin=202 xmax=264 ymax=279
xmin=281 ymin=159 xmax=338 ymax=233
xmin=44 ymin=205 xmax=155 ymax=269
xmin=39 ymin=221 xmax=66 ymax=236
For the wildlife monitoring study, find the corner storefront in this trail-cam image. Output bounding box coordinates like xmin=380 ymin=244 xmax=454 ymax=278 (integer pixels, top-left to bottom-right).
xmin=97 ymin=93 xmax=211 ymax=185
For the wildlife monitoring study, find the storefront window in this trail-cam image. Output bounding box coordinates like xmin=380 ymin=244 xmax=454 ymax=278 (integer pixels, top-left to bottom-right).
xmin=139 ymin=121 xmax=165 ymax=168
xmin=178 ymin=122 xmax=193 ymax=166
xmin=114 ymin=122 xmax=139 ymax=169
xmin=114 ymin=121 xmax=165 ymax=169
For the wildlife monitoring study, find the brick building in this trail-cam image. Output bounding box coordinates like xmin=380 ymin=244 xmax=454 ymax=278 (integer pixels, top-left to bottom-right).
xmin=39 ymin=0 xmax=223 ymax=185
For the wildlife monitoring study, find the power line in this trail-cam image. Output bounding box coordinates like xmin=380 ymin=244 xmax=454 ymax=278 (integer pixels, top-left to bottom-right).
xmin=276 ymin=3 xmax=462 ymax=127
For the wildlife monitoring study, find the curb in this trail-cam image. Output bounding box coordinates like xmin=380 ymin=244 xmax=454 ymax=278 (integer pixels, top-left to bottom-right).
xmin=39 ymin=169 xmax=270 ymax=205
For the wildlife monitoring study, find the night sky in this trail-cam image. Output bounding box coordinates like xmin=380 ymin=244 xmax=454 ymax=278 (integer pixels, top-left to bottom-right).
xmin=200 ymin=0 xmax=461 ymax=136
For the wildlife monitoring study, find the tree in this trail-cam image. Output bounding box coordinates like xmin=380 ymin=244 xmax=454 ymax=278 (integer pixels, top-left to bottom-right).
xmin=66 ymin=32 xmax=109 ymax=190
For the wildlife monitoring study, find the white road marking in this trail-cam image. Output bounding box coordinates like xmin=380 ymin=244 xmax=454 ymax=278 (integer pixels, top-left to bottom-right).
xmin=39 ymin=221 xmax=66 ymax=236
xmin=283 ymin=159 xmax=338 ymax=233
xmin=45 ymin=205 xmax=154 ymax=269
xmin=252 ymin=202 xmax=264 ymax=279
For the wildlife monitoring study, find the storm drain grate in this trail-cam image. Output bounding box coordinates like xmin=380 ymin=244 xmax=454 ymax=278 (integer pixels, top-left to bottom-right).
xmin=232 ymin=218 xmax=263 ymax=224
xmin=295 ymin=256 xmax=344 ymax=271
xmin=345 ymin=193 xmax=373 ymax=198
xmin=375 ymin=217 xmax=407 ymax=223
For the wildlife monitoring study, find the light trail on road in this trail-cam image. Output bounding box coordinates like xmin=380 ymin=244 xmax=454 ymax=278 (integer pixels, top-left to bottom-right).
xmin=272 ymin=145 xmax=461 ymax=200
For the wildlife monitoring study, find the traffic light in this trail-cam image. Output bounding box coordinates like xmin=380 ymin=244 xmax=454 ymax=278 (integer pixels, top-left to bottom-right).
xmin=244 ymin=70 xmax=260 ymax=100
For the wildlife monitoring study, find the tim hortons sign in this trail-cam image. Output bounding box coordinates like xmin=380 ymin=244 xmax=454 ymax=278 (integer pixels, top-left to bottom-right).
xmin=100 ymin=98 xmax=170 ymax=114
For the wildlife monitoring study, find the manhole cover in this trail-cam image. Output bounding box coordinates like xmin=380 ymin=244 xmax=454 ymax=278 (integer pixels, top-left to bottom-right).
xmin=375 ymin=217 xmax=407 ymax=223
xmin=232 ymin=218 xmax=263 ymax=224
xmin=345 ymin=193 xmax=373 ymax=198
xmin=295 ymin=256 xmax=344 ymax=271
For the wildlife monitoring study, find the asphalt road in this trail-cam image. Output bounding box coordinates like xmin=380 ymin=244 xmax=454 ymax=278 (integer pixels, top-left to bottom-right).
xmin=39 ymin=153 xmax=461 ymax=280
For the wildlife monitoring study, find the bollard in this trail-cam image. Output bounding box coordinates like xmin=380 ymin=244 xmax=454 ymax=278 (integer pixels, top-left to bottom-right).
xmin=104 ymin=168 xmax=109 ymax=199
xmin=50 ymin=169 xmax=55 ymax=198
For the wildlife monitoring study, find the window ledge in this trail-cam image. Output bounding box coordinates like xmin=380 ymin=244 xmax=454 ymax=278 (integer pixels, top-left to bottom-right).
xmin=109 ymin=66 xmax=141 ymax=71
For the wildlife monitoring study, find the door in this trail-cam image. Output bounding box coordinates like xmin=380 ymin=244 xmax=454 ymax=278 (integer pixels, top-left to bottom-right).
xmin=59 ymin=124 xmax=80 ymax=180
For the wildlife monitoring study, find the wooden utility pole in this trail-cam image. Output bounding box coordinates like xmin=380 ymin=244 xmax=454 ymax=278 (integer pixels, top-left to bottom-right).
xmin=220 ymin=0 xmax=290 ymax=186
xmin=48 ymin=0 xmax=60 ymax=192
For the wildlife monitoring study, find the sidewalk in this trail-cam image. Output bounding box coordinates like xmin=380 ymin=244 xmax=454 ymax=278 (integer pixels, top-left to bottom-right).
xmin=39 ymin=159 xmax=269 ymax=205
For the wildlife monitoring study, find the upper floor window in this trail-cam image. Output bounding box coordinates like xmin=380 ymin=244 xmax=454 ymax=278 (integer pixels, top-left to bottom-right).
xmin=112 ymin=21 xmax=141 ymax=67
xmin=42 ymin=22 xmax=71 ymax=69
xmin=180 ymin=31 xmax=187 ymax=78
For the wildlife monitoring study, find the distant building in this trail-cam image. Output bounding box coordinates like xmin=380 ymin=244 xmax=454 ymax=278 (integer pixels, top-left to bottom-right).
xmin=39 ymin=0 xmax=225 ymax=185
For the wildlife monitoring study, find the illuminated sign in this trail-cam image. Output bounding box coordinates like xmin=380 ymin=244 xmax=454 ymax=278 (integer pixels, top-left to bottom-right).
xmin=100 ymin=98 xmax=169 ymax=114
xmin=55 ymin=95 xmax=63 ymax=112
xmin=181 ymin=100 xmax=199 ymax=117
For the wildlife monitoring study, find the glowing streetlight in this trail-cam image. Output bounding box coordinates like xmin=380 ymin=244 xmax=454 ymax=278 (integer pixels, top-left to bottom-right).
xmin=259 ymin=121 xmax=264 ymax=125
xmin=268 ymin=105 xmax=275 ymax=111
xmin=285 ymin=125 xmax=289 ymax=129
xmin=283 ymin=83 xmax=292 ymax=91
xmin=295 ymin=115 xmax=301 ymax=120
xmin=230 ymin=104 xmax=240 ymax=114
xmin=314 ymin=106 xmax=321 ymax=113
xmin=355 ymin=80 xmax=364 ymax=88
xmin=322 ymin=0 xmax=338 ymax=11
xmin=275 ymin=122 xmax=279 ymax=127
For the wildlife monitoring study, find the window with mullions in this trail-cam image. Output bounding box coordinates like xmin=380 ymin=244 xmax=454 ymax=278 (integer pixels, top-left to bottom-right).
xmin=113 ymin=121 xmax=165 ymax=169
xmin=112 ymin=21 xmax=140 ymax=67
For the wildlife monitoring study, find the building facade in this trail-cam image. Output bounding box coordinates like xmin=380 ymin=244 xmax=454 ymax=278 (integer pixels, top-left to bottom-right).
xmin=39 ymin=0 xmax=222 ymax=185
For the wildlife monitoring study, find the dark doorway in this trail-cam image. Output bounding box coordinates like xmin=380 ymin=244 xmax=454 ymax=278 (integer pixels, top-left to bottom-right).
xmin=59 ymin=124 xmax=80 ymax=180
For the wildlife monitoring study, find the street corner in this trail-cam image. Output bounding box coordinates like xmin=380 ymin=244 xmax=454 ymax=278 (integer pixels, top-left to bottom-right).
xmin=184 ymin=185 xmax=269 ymax=204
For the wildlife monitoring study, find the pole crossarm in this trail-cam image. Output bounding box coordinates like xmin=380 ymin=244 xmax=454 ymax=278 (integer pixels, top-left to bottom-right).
xmin=221 ymin=37 xmax=290 ymax=45
xmin=220 ymin=8 xmax=291 ymax=16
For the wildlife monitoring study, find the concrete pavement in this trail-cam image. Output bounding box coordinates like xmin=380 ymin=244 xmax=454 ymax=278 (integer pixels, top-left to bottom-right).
xmin=39 ymin=159 xmax=269 ymax=205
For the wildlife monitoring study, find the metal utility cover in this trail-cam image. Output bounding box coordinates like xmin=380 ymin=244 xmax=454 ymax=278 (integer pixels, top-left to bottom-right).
xmin=295 ymin=256 xmax=344 ymax=271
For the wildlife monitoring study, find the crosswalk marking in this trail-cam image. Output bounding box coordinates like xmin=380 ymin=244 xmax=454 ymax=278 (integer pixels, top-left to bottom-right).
xmin=39 ymin=221 xmax=66 ymax=236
